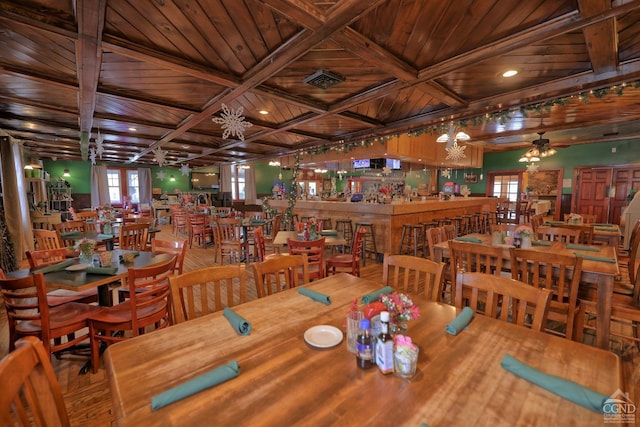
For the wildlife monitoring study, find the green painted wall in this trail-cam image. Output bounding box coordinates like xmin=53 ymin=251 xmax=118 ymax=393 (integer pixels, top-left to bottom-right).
xmin=254 ymin=161 xmax=293 ymax=195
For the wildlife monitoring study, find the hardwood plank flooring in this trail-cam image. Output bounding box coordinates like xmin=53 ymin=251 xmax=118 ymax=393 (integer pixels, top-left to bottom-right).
xmin=0 ymin=224 xmax=638 ymax=426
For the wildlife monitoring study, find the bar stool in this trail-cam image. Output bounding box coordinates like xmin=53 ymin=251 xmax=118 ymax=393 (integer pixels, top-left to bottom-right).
xmin=398 ymin=224 xmax=425 ymax=257
xmin=450 ymin=217 xmax=463 ymax=236
xmin=460 ymin=215 xmax=473 ymax=235
xmin=478 ymin=212 xmax=491 ymax=234
xmin=354 ymin=221 xmax=377 ymax=265
xmin=335 ymin=219 xmax=353 ymax=252
xmin=317 ymin=217 xmax=332 ymax=230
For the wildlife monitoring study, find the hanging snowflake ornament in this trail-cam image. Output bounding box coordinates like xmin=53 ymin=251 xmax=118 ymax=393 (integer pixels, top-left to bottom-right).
xmin=526 ymin=163 xmax=540 ymax=174
xmin=152 ymin=147 xmax=168 ymax=167
xmin=89 ymin=147 xmax=97 ymax=165
xmin=445 ymin=141 xmax=467 ymax=161
xmin=212 ymin=103 xmax=252 ymax=141
xmin=382 ymin=166 xmax=392 ymax=175
xmin=180 ymin=163 xmax=191 ymax=176
xmin=95 ymin=130 xmax=105 ymax=159
xmin=156 ymin=171 xmax=166 ymax=181
xmin=441 ymin=168 xmax=452 ymax=179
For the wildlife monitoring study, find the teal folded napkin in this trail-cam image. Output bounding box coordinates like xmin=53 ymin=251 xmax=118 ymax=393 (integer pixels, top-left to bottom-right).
xmin=86 ymin=266 xmax=118 ymax=275
xmin=446 ymin=307 xmax=474 ymax=335
xmin=60 ymin=231 xmax=80 ymax=238
xmin=33 ymin=259 xmax=75 ymax=274
xmin=501 ymin=354 xmax=607 ymax=413
xmin=454 ymin=236 xmax=482 ymax=243
xmin=594 ymin=226 xmax=617 ymax=231
xmin=151 ymin=360 xmax=240 ymax=410
xmin=223 ymin=307 xmax=251 ymax=335
xmin=593 ymin=223 xmax=612 ymax=227
xmin=544 ymin=221 xmax=566 ymax=226
xmin=97 ymin=233 xmax=114 ymax=239
xmin=251 ymin=220 xmax=265 ymax=225
xmin=574 ymin=253 xmax=616 ymax=263
xmin=361 ymin=286 xmax=393 ymax=304
xmin=320 ymin=230 xmax=338 ymax=236
xmin=298 ymin=288 xmax=331 ymax=305
xmin=532 ymin=240 xmax=551 ymax=246
xmin=565 ymin=243 xmax=600 ymax=252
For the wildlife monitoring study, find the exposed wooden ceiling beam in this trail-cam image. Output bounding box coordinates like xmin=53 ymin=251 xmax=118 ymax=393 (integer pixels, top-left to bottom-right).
xmin=578 ymin=0 xmax=619 ymax=75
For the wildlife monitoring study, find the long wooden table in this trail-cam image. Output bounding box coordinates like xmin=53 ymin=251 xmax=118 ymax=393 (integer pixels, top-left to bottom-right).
xmin=272 ymin=230 xmax=347 ymax=251
xmin=433 ymin=234 xmax=620 ymax=349
xmin=105 ymin=274 xmax=622 ymax=426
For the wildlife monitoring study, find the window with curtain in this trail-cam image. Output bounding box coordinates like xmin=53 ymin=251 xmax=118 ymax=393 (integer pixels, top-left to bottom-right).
xmin=107 ymin=168 xmax=139 ymax=205
xmin=231 ymin=165 xmax=246 ymax=200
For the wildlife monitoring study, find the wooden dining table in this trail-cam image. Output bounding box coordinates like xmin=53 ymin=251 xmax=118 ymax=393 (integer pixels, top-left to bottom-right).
xmin=272 ymin=230 xmax=347 ymax=252
xmin=433 ymin=233 xmax=620 ymax=349
xmin=104 ymin=273 xmax=622 ymax=426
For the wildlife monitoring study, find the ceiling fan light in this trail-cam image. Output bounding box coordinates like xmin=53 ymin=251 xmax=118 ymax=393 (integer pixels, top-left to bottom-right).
xmin=519 ymin=156 xmax=528 ymax=162
xmin=530 ymin=156 xmax=540 ymax=162
xmin=547 ymin=148 xmax=557 ymax=156
xmin=455 ymin=131 xmax=470 ymax=141
xmin=436 ymin=133 xmax=449 ymax=143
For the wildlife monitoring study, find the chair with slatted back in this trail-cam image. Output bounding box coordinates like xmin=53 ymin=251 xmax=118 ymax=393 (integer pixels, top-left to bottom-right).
xmin=325 ymin=227 xmax=367 ymax=277
xmin=118 ymin=223 xmax=149 ymax=251
xmin=510 ymin=247 xmax=583 ymax=340
xmin=425 ymin=227 xmax=445 ymax=262
xmin=253 ymin=226 xmax=278 ymax=262
xmin=287 ymin=237 xmax=326 ymax=281
xmin=214 ymin=218 xmax=249 ymax=265
xmin=187 ymin=213 xmax=213 ymax=248
xmin=0 ymin=272 xmax=102 ymax=358
xmin=530 ymin=213 xmax=545 ymax=235
xmin=555 ymin=223 xmax=594 ymax=245
xmin=88 ymin=256 xmax=176 ymax=373
xmin=25 ymin=248 xmax=99 ymax=306
xmin=535 ymin=225 xmax=581 ymax=244
xmin=383 ymin=254 xmax=446 ymax=301
xmin=151 ymin=238 xmax=187 ymax=275
xmin=448 ymin=240 xmax=504 ymax=304
xmin=77 ymin=210 xmax=98 ymax=221
xmin=0 ymin=336 xmax=71 ymax=426
xmin=454 ymin=271 xmax=552 ymax=332
xmin=252 ymin=254 xmax=309 ymax=298
xmin=442 ymin=224 xmax=457 ymax=240
xmin=55 ymin=220 xmax=86 ymax=246
xmin=172 ymin=208 xmax=188 ymax=235
xmin=489 ymin=223 xmax=517 ymax=235
xmin=33 ymin=228 xmax=63 ymax=250
xmin=170 ymin=264 xmax=247 ymax=324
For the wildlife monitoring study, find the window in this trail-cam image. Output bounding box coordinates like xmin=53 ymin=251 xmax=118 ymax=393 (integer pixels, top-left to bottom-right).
xmin=107 ymin=168 xmax=139 ymax=206
xmin=231 ymin=165 xmax=246 ymax=200
xmin=491 ymin=174 xmax=520 ymax=202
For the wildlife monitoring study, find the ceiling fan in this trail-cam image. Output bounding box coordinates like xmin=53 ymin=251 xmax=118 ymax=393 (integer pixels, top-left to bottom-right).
xmin=519 ymin=132 xmax=557 ymax=162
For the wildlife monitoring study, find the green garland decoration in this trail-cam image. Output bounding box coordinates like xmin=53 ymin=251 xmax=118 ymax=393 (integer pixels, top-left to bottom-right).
xmin=293 ymin=80 xmax=640 ymax=155
xmin=0 ymin=212 xmax=17 ymax=272
xmin=262 ymin=154 xmax=301 ymax=230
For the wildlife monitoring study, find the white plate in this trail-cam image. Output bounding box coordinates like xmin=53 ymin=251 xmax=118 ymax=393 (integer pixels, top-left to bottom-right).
xmin=304 ymin=325 xmax=343 ymax=349
xmin=65 ymin=263 xmax=92 ymax=272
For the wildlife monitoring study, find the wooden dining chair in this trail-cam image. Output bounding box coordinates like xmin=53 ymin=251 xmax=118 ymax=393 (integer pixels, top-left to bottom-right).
xmin=118 ymin=223 xmax=149 ymax=251
xmin=214 ymin=218 xmax=248 ymax=265
xmin=33 ymin=228 xmax=64 ymax=250
xmin=382 ymin=254 xmax=446 ymax=301
xmin=325 ymin=227 xmax=367 ymax=277
xmin=0 ymin=272 xmax=101 ymax=358
xmin=489 ymin=223 xmax=517 ymax=235
xmin=55 ymin=220 xmax=86 ymax=246
xmin=0 ymin=336 xmax=71 ymax=426
xmin=88 ymin=256 xmax=176 ymax=373
xmin=77 ymin=210 xmax=98 ymax=221
xmin=187 ymin=213 xmax=213 ymax=248
xmin=286 ymin=237 xmax=326 ymax=281
xmin=252 ymin=254 xmax=309 ymax=298
xmin=535 ymin=225 xmax=581 ymax=244
xmin=454 ymin=271 xmax=552 ymax=332
xmin=448 ymin=240 xmax=504 ymax=303
xmin=151 ymin=238 xmax=187 ymax=275
xmin=253 ymin=226 xmax=278 ymax=262
xmin=530 ymin=213 xmax=545 ymax=234
xmin=556 ymin=223 xmax=594 ymax=245
xmin=510 ymin=247 xmax=583 ymax=340
xmin=425 ymin=227 xmax=445 ymax=262
xmin=25 ymin=248 xmax=98 ymax=306
xmin=171 ymin=208 xmax=188 ymax=235
xmin=169 ymin=264 xmax=247 ymax=324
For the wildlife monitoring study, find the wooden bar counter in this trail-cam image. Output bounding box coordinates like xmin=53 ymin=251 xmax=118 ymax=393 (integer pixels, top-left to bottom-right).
xmin=270 ymin=197 xmax=497 ymax=256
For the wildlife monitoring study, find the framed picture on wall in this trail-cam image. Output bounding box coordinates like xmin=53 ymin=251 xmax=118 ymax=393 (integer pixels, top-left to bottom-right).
xmin=464 ymin=174 xmax=478 ymax=184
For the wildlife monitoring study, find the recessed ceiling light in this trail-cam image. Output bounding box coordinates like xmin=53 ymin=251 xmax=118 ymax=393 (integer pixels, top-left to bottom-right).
xmin=502 ymin=70 xmax=518 ymax=78
xmin=128 ymin=127 xmax=137 ymax=132
xmin=259 ymin=110 xmax=269 ymax=115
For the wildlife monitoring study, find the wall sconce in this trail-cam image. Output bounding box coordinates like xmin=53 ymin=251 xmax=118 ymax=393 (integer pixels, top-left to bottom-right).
xmin=63 ymin=169 xmax=71 ymax=177
xmin=170 ymin=175 xmax=176 ymax=181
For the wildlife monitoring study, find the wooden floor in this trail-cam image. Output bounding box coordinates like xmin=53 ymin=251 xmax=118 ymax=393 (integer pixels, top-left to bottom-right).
xmin=1 ymin=224 xmax=639 ymax=426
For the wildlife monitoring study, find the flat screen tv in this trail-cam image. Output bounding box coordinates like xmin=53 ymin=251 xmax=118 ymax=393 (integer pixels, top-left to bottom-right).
xmin=352 ymin=159 xmax=370 ymax=168
xmin=191 ymin=172 xmax=220 ymax=190
xmin=386 ymin=158 xmax=401 ymax=169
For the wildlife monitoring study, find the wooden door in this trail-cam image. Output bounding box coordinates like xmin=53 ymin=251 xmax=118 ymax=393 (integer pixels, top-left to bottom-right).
xmin=610 ymin=168 xmax=640 ymax=223
xmin=574 ymin=168 xmax=612 ymax=223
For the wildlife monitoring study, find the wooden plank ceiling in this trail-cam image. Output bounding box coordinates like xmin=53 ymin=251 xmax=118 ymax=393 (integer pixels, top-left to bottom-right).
xmin=1 ymin=0 xmax=640 ymax=168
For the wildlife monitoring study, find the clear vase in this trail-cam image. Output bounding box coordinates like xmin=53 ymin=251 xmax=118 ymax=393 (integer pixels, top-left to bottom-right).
xmin=79 ymin=250 xmax=93 ymax=265
xmin=521 ymin=236 xmax=532 ymax=249
xmin=102 ymin=222 xmax=112 ymax=235
xmin=390 ymin=320 xmax=408 ymax=336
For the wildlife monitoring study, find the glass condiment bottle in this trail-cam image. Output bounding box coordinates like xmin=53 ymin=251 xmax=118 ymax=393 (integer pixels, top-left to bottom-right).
xmin=356 ymin=318 xmax=375 ymax=369
xmin=375 ymin=311 xmax=394 ymax=374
